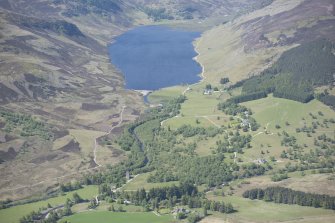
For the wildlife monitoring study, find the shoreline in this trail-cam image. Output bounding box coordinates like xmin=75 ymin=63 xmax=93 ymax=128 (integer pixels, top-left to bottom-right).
xmin=193 ymin=35 xmax=206 ymax=81
xmin=182 ymin=35 xmax=206 ymax=95
xmin=133 ymin=90 xmax=152 ymax=104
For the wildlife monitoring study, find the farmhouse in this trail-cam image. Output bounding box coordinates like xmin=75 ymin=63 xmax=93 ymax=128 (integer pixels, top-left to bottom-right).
xmin=241 ymin=119 xmax=250 ymax=127
xmin=172 ymin=207 xmax=190 ymax=215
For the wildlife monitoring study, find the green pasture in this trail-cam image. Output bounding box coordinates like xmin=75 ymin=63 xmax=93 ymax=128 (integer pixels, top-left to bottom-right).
xmin=208 ymin=194 xmax=335 ymax=222
xmin=123 ymin=173 xmax=179 ymax=191
xmin=241 ymin=95 xmax=335 ymax=134
xmin=60 ymin=211 xmax=174 ymax=223
xmin=0 ymin=186 xmax=98 ymax=223
xmin=148 ymin=86 xmax=185 ymax=104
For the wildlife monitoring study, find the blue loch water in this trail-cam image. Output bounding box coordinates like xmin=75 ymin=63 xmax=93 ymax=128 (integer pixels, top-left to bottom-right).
xmin=108 ymin=25 xmax=202 ymax=90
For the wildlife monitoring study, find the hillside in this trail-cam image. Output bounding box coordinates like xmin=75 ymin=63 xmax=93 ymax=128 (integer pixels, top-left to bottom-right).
xmin=196 ymin=0 xmax=335 ymax=84
xmin=0 ymin=0 xmax=146 ymax=199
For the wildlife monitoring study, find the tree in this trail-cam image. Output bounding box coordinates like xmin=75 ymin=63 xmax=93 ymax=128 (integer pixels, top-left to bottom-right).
xmin=205 ymin=84 xmax=212 ymax=90
xmin=243 ymin=187 xmax=335 ymax=210
xmin=203 ymin=207 xmax=208 ymax=216
xmin=88 ymin=198 xmax=98 ymax=209
xmin=118 ymin=205 xmax=124 ymax=212
xmin=72 ymin=192 xmax=82 ymax=204
xmin=210 ymin=201 xmax=216 ymax=211
xmin=225 ymin=203 xmax=234 ymax=213
xmin=152 ymin=197 xmax=159 ymax=210
xmin=176 ymin=212 xmax=186 ymax=220
xmin=187 ymin=213 xmax=201 ymax=223
xmin=220 ymin=78 xmax=230 ymax=84
xmin=63 ymin=203 xmax=72 ymax=216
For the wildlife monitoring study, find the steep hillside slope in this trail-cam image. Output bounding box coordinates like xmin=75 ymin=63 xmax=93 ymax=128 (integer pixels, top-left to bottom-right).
xmin=197 ymin=0 xmax=335 ymax=84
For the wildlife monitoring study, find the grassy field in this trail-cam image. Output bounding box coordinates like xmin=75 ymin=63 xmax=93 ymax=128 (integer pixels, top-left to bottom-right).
xmin=69 ymin=129 xmax=106 ymax=156
xmin=161 ymin=88 xmax=231 ymax=129
xmin=95 ymin=144 xmax=127 ymax=167
xmin=123 ymin=173 xmax=179 ymax=191
xmin=148 ymin=86 xmax=186 ymax=104
xmin=242 ymin=95 xmax=335 ymax=133
xmin=60 ymin=211 xmax=174 ymax=223
xmin=0 ymin=186 xmax=98 ymax=223
xmin=207 ymin=193 xmax=335 ymax=223
xmin=240 ymin=95 xmax=335 ymax=161
xmin=52 ymin=135 xmax=74 ymax=150
xmin=180 ymin=90 xmax=222 ymax=116
xmin=72 ymin=201 xmax=148 ymax=213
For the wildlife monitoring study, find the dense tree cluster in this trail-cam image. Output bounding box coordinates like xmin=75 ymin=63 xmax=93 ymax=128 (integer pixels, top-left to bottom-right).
xmin=228 ymin=91 xmax=267 ymax=104
xmin=271 ymin=173 xmax=288 ymax=182
xmin=215 ymin=131 xmax=252 ymax=154
xmin=100 ymin=183 xmax=197 ymax=208
xmin=59 ymin=182 xmax=82 ymax=193
xmin=147 ymin=170 xmax=178 ymax=183
xmin=99 ymin=183 xmax=235 ymax=217
xmin=217 ymin=101 xmax=250 ymax=116
xmin=316 ymin=91 xmax=335 ymax=109
xmin=0 ymin=199 xmax=11 ymax=210
xmin=235 ymin=163 xmax=268 ymax=179
xmin=248 ymin=117 xmax=260 ymax=131
xmin=273 ymin=82 xmax=314 ymax=103
xmin=175 ymin=125 xmax=223 ymax=138
xmin=243 ymin=187 xmax=335 ymax=209
xmin=176 ymin=155 xmax=234 ymax=186
xmin=220 ymin=77 xmax=230 ymax=85
xmin=181 ymin=196 xmax=234 ymax=214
